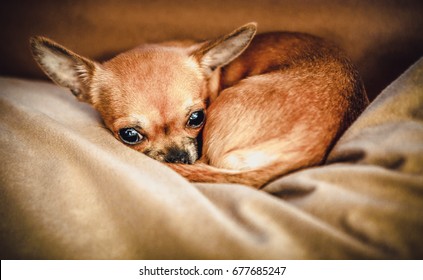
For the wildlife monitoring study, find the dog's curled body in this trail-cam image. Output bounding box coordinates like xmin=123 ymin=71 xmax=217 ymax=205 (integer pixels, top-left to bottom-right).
xmin=30 ymin=23 xmax=368 ymax=189
xmin=170 ymin=31 xmax=369 ymax=188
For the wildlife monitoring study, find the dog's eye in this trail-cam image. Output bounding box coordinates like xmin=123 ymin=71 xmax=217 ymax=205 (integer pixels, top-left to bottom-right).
xmin=118 ymin=128 xmax=143 ymax=145
xmin=187 ymin=110 xmax=205 ymax=128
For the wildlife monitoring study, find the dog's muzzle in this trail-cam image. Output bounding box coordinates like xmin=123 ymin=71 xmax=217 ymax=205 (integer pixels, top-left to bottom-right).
xmin=164 ymin=147 xmax=192 ymax=164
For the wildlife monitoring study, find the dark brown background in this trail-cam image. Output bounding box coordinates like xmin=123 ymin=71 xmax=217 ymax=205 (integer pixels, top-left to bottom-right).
xmin=1 ymin=0 xmax=422 ymax=100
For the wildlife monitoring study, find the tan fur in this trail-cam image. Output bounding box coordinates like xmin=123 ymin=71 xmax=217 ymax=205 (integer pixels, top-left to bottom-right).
xmin=170 ymin=31 xmax=369 ymax=188
xmin=30 ymin=23 xmax=368 ymax=188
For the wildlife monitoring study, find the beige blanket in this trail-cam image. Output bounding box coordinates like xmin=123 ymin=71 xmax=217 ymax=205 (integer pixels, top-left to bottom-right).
xmin=0 ymin=58 xmax=422 ymax=259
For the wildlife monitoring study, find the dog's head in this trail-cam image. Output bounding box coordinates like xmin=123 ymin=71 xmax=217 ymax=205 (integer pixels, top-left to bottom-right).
xmin=30 ymin=23 xmax=256 ymax=163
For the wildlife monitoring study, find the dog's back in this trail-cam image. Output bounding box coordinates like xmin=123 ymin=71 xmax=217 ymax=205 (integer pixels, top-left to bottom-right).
xmin=170 ymin=32 xmax=369 ymax=188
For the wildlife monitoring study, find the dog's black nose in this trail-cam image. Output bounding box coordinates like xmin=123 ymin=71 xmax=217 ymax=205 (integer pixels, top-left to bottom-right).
xmin=165 ymin=148 xmax=191 ymax=164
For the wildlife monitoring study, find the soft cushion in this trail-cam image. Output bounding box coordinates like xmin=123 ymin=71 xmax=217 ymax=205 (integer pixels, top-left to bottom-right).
xmin=0 ymin=57 xmax=422 ymax=259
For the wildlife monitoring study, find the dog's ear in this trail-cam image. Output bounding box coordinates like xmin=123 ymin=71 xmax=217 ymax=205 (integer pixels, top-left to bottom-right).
xmin=30 ymin=36 xmax=100 ymax=103
xmin=192 ymin=22 xmax=257 ymax=76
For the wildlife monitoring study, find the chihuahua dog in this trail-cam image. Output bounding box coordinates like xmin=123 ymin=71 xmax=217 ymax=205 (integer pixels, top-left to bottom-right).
xmin=30 ymin=23 xmax=368 ymax=188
